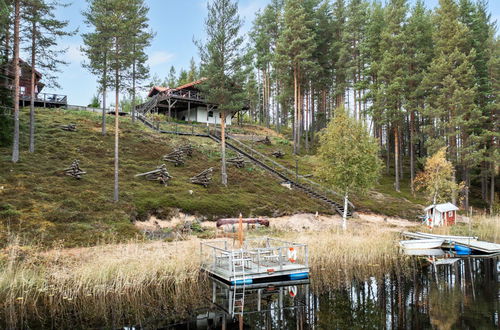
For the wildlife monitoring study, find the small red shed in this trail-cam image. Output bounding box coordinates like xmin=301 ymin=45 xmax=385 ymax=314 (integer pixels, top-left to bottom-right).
xmin=424 ymin=203 xmax=459 ymax=227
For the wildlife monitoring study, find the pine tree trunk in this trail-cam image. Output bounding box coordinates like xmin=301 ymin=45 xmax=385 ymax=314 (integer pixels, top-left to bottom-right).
xmin=11 ymin=0 xmax=20 ymax=163
xmin=394 ymin=126 xmax=400 ymax=192
xmin=386 ymin=126 xmax=390 ymax=175
xmin=293 ymin=65 xmax=298 ymax=155
xmin=113 ymin=43 xmax=119 ymax=202
xmin=102 ymin=52 xmax=107 ymax=136
xmin=29 ymin=20 xmax=36 ymax=153
xmin=221 ymin=110 xmax=227 ymax=186
xmin=410 ymin=110 xmax=415 ymax=194
xmin=297 ymin=67 xmax=301 ymax=154
xmin=305 ymin=88 xmax=309 ymax=153
xmin=490 ymin=161 xmax=495 ymax=214
xmin=132 ymin=45 xmax=136 ymax=123
xmin=464 ymin=165 xmax=469 ymax=210
xmin=4 ymin=14 xmax=10 ymax=88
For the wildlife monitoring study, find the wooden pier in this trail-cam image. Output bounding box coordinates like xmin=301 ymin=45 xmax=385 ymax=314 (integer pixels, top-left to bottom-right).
xmin=402 ymin=232 xmax=500 ymax=254
xmin=200 ymin=237 xmax=309 ymax=285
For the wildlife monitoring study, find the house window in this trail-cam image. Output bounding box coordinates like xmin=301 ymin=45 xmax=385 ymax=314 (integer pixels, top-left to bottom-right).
xmin=448 ymin=211 xmax=453 ymax=217
xmin=208 ymin=111 xmax=214 ymax=118
xmin=20 ymin=86 xmax=26 ymax=95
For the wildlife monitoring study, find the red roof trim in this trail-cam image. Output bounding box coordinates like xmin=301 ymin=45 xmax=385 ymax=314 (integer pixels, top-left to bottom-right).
xmin=173 ymin=77 xmax=207 ymax=91
xmin=147 ymin=85 xmax=170 ymax=98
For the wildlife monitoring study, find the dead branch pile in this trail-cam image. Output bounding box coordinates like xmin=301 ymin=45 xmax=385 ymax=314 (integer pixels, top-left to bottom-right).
xmin=60 ymin=123 xmax=76 ymax=132
xmin=256 ymin=136 xmax=272 ymax=145
xmin=272 ymin=150 xmax=285 ymax=158
xmin=135 ymin=164 xmax=173 ymax=185
xmin=178 ymin=144 xmax=193 ymax=157
xmin=227 ymin=155 xmax=246 ymax=168
xmin=163 ymin=149 xmax=185 ymax=166
xmin=190 ymin=167 xmax=213 ymax=187
xmin=63 ymin=160 xmax=86 ymax=179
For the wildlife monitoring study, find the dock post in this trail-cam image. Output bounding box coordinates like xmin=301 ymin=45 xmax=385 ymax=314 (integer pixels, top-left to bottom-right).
xmin=257 ymin=249 xmax=260 ymax=272
xmin=279 ymin=248 xmax=283 ymax=270
xmin=305 ymin=245 xmax=309 ymax=267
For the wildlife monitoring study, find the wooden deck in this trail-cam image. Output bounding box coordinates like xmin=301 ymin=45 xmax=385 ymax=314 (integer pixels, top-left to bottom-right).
xmin=19 ymin=92 xmax=67 ymax=108
xmin=200 ymin=238 xmax=310 ymax=285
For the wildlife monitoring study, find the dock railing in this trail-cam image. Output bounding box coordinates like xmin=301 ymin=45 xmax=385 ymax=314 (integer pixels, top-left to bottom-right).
xmin=200 ymin=237 xmax=309 ymax=276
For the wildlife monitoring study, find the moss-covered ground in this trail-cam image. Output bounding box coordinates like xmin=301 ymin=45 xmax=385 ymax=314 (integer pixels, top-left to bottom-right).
xmin=0 ymin=108 xmax=429 ymax=247
xmin=0 ymin=108 xmax=330 ymax=247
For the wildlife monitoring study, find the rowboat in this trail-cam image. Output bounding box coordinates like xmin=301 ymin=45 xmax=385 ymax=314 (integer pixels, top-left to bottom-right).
xmin=399 ymin=239 xmax=444 ymax=250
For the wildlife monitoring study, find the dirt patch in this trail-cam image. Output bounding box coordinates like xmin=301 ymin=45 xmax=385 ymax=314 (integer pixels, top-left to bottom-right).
xmin=356 ymin=212 xmax=418 ymax=230
xmin=268 ymin=213 xmax=343 ymax=231
xmin=267 ymin=212 xmax=418 ymax=232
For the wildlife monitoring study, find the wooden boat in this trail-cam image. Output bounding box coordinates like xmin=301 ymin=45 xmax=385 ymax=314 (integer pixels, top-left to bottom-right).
xmin=399 ymin=239 xmax=444 ymax=250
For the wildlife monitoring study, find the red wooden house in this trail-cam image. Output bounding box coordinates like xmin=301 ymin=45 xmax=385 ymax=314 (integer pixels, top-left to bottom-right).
xmin=1 ymin=59 xmax=67 ymax=107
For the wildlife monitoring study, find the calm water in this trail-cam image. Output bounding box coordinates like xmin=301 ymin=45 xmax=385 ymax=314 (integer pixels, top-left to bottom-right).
xmin=164 ymin=256 xmax=499 ymax=330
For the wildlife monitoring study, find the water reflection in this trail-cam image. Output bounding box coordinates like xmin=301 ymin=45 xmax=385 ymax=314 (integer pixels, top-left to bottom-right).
xmin=168 ymin=279 xmax=311 ymax=329
xmin=167 ymin=257 xmax=499 ymax=329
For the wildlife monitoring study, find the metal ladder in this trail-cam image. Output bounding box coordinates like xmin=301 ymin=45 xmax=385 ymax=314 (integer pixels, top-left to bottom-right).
xmin=231 ymin=250 xmax=249 ymax=316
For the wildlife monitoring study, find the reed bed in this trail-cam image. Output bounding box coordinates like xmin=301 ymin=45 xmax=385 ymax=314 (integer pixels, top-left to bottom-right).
xmin=282 ymin=226 xmax=411 ymax=292
xmin=1 ymin=224 xmax=414 ymax=328
xmin=430 ymin=215 xmax=500 ymax=243
xmin=0 ymin=238 xmax=205 ymax=329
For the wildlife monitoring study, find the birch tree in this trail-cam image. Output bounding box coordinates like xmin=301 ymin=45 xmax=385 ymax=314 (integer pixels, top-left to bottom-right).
xmin=316 ymin=107 xmax=382 ymax=228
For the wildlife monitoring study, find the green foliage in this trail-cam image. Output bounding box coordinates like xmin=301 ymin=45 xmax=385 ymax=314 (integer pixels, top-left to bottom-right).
xmin=316 ymin=107 xmax=382 ymax=194
xmin=88 ymin=95 xmax=100 ymax=108
xmin=196 ymin=0 xmax=246 ymax=113
xmin=21 ymin=0 xmax=76 ymax=89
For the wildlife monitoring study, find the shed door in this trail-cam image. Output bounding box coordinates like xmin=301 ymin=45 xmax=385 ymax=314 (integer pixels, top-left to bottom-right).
xmin=447 ymin=210 xmax=455 ymax=225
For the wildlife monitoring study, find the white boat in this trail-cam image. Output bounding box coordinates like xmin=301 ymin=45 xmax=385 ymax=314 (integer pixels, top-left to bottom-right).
xmin=399 ymin=239 xmax=444 ymax=250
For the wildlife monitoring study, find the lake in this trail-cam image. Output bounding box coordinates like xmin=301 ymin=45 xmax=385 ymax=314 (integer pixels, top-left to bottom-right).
xmin=164 ymin=256 xmax=499 ymax=329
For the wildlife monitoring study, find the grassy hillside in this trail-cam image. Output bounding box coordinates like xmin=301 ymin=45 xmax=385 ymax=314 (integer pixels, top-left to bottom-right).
xmin=0 ymin=108 xmax=331 ymax=247
xmin=227 ymin=131 xmax=426 ymax=218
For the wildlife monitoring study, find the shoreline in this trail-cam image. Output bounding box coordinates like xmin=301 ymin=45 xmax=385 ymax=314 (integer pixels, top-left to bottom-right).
xmin=1 ymin=214 xmax=497 ymax=327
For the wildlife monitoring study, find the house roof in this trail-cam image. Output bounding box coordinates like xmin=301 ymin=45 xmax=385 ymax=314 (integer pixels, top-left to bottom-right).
xmin=424 ymin=203 xmax=459 ymax=213
xmin=147 ymin=86 xmax=170 ymax=98
xmin=147 ymin=78 xmax=208 ymax=98
xmin=173 ymin=77 xmax=207 ymax=91
xmin=19 ymin=59 xmax=43 ymax=78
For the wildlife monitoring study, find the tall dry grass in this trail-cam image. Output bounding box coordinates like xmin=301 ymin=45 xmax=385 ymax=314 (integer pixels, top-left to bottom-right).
xmin=0 ymin=238 xmax=205 ymax=329
xmin=0 ymin=225 xmax=412 ymax=328
xmin=282 ymin=226 xmax=409 ymax=291
xmin=430 ymin=215 xmax=500 ymax=243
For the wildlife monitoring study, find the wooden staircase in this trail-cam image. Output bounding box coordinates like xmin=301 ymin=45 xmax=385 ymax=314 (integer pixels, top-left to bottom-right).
xmin=208 ymin=133 xmax=353 ymax=217
xmin=135 ymin=111 xmax=353 ymax=217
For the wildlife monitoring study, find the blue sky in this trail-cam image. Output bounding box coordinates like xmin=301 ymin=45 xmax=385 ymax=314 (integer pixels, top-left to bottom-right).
xmin=37 ymin=0 xmax=499 ymax=106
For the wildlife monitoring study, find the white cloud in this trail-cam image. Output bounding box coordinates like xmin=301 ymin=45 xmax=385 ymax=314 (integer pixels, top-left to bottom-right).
xmin=65 ymin=43 xmax=85 ymax=63
xmin=148 ymin=51 xmax=175 ymax=67
xmin=239 ymin=0 xmax=267 ymax=22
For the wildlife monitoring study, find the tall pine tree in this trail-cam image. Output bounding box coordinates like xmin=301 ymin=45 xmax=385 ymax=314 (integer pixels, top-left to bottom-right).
xmin=196 ymin=0 xmax=245 ymax=186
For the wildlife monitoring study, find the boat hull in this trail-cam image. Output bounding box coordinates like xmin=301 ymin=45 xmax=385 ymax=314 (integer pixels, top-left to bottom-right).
xmin=399 ymin=239 xmax=444 ymax=250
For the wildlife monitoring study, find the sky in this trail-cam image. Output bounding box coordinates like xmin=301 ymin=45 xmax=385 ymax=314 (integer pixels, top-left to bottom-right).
xmin=37 ymin=0 xmax=499 ymax=106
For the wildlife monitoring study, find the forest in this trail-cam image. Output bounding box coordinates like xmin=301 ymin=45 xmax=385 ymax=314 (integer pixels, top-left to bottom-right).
xmin=239 ymin=0 xmax=498 ymax=211
xmin=0 ymin=0 xmax=498 ymax=212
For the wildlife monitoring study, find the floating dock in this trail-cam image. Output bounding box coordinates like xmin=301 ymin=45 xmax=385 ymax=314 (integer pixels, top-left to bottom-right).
xmin=402 ymin=231 xmax=500 ymax=254
xmin=200 ymin=237 xmax=309 ymax=285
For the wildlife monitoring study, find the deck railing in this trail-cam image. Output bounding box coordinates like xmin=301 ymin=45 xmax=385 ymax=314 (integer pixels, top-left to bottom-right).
xmin=200 ymin=237 xmax=309 ymax=276
xmin=19 ymin=92 xmax=67 ymax=104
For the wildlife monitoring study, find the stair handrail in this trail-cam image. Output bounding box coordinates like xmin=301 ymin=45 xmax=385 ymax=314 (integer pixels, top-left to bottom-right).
xmin=219 ymin=131 xmax=354 ymax=208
